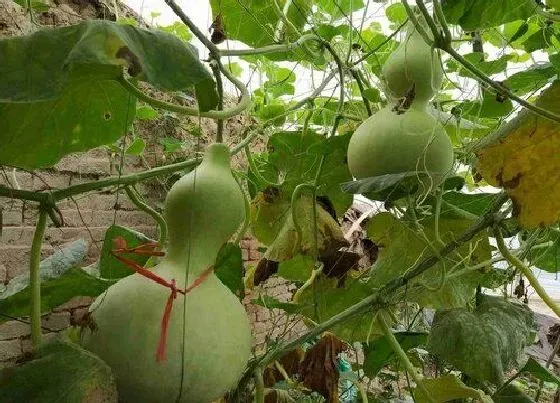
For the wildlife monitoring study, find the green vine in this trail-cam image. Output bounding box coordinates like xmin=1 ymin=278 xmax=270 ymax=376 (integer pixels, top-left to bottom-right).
xmin=30 ymin=208 xmax=48 ymax=347
xmin=124 ymin=185 xmax=168 ymax=248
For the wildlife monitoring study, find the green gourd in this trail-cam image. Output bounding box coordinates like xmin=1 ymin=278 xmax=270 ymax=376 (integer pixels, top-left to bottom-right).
xmin=346 ymin=102 xmax=454 ymax=187
xmin=82 ymin=144 xmax=252 ymax=403
xmin=381 ymin=21 xmax=443 ymax=104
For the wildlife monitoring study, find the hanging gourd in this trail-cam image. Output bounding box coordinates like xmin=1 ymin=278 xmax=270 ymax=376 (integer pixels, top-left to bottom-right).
xmin=82 ymin=144 xmax=252 ymax=403
xmin=347 ymin=16 xmax=453 ymax=189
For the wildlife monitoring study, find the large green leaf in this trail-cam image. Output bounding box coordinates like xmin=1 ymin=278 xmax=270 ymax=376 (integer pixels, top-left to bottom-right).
xmin=0 ymin=20 xmax=216 ymax=168
xmin=503 ymin=65 xmax=556 ymax=95
xmin=527 ymin=228 xmax=560 ymax=273
xmin=99 ymin=225 xmax=155 ymax=280
xmin=0 ymin=269 xmax=114 ymax=324
xmin=367 ymin=212 xmax=492 ymax=309
xmin=440 ymin=191 xmax=498 ymax=218
xmin=214 ymin=243 xmax=245 ymax=298
xmin=441 ymin=0 xmax=538 ymax=30
xmin=209 ymin=0 xmax=311 ymax=48
xmin=414 ymin=375 xmax=492 ymax=403
xmin=362 ymin=332 xmax=428 ymax=377
xmin=315 ymin=0 xmax=364 ymax=19
xmin=427 ymin=295 xmax=535 ymax=385
xmin=519 ymin=357 xmax=560 ymax=386
xmin=493 ymin=384 xmax=535 ymax=403
xmin=0 ymin=340 xmax=117 ymax=402
xmin=1 ymin=239 xmax=88 ymax=299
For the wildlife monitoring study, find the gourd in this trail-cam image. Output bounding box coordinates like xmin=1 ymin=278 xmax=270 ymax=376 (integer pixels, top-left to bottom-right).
xmin=347 ymin=18 xmax=453 ymax=188
xmin=381 ymin=21 xmax=443 ymax=104
xmin=82 ymin=144 xmax=252 ymax=403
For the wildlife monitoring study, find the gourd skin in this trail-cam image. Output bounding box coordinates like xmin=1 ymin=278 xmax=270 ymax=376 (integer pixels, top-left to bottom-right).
xmin=347 ymin=103 xmax=454 ymax=184
xmin=381 ymin=22 xmax=443 ymax=104
xmin=82 ymin=144 xmax=252 ymax=403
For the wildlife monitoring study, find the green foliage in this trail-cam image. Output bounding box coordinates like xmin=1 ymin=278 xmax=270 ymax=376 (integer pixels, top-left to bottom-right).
xmin=367 ymin=212 xmax=492 ymax=309
xmin=0 ymin=340 xmax=117 ymax=403
xmin=493 ymin=384 xmax=535 ymax=402
xmin=99 ymin=225 xmax=155 ymax=280
xmin=0 ymin=269 xmax=114 ymax=324
xmin=214 ymin=243 xmax=245 ymax=298
xmin=0 ymin=20 xmax=216 ymax=168
xmin=442 ymin=0 xmax=538 ymax=30
xmin=427 ymin=295 xmax=535 ymax=385
xmin=414 ymin=374 xmax=492 ymax=403
xmin=362 ymin=332 xmax=428 ymax=377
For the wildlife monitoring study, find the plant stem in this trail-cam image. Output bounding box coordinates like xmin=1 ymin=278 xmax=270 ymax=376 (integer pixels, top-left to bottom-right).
xmin=402 ymin=1 xmax=433 ymax=46
xmin=210 ymin=60 xmax=224 ymax=143
xmin=351 ymin=19 xmax=407 ymax=65
xmin=293 ymin=262 xmax=324 ymax=303
xmin=323 ymin=43 xmax=345 ymax=137
xmin=349 ymin=68 xmax=372 ymax=116
xmin=378 ymin=310 xmax=435 ymax=403
xmin=233 ymin=172 xmax=251 ymax=245
xmin=124 ymin=185 xmax=168 ymax=247
xmin=288 ymin=70 xmax=337 ymax=111
xmin=254 ymin=367 xmax=265 ymax=403
xmin=30 ymin=208 xmax=48 ymax=347
xmin=220 ymin=35 xmax=319 ymax=56
xmin=494 ymin=227 xmax=560 ymax=318
xmin=118 ymin=70 xmax=251 ymax=120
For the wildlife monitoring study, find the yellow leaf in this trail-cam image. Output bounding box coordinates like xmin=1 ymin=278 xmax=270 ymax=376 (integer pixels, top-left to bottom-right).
xmin=475 ymin=81 xmax=560 ymax=228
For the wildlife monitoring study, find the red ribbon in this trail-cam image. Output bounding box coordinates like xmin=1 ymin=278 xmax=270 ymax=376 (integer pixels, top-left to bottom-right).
xmin=111 ymin=239 xmax=213 ymax=363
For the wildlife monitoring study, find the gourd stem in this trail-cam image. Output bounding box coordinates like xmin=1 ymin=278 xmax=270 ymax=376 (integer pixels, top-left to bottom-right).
xmin=377 ymin=310 xmax=435 ymax=403
xmin=210 ymin=60 xmax=224 ymax=143
xmin=293 ymin=262 xmax=324 ymax=303
xmin=288 ymin=70 xmax=337 ymax=111
xmin=220 ymin=35 xmax=320 ymax=56
xmin=233 ymin=172 xmax=251 ymax=245
xmin=254 ymin=367 xmax=265 ymax=403
xmin=124 ymin=185 xmax=168 ymax=248
xmin=349 ymin=68 xmax=372 ymax=116
xmin=118 ymin=69 xmax=251 ymax=121
xmin=432 ymin=0 xmax=452 ymax=44
xmin=402 ymin=1 xmax=433 ymax=46
xmin=414 ymin=0 xmax=440 ymax=44
xmin=323 ymin=43 xmax=345 ymax=137
xmin=30 ymin=208 xmax=48 ymax=347
xmin=494 ymin=227 xmax=560 ymax=318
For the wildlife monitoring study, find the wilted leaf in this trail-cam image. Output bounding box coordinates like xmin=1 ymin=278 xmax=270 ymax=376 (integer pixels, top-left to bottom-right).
xmin=263 ymin=347 xmax=304 ymax=387
xmin=0 ymin=340 xmax=117 ymax=402
xmin=427 ymin=295 xmax=535 ymax=385
xmin=300 ymin=333 xmax=348 ymax=402
xmin=475 ymin=81 xmax=560 ymax=228
xmin=367 ymin=212 xmax=492 ymax=309
xmin=414 ymin=374 xmax=492 ymax=403
xmin=362 ymin=332 xmax=428 ymax=378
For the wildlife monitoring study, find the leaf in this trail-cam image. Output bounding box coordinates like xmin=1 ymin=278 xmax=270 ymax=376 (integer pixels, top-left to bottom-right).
xmin=99 ymin=225 xmax=155 ymax=279
xmin=315 ymin=0 xmax=364 ymax=19
xmin=214 ymin=243 xmax=245 ymax=298
xmin=158 ymin=21 xmax=192 ymax=42
xmin=298 ymin=276 xmax=383 ymax=342
xmin=459 ymin=89 xmax=513 ymax=119
xmin=341 ymin=172 xmax=424 ymax=202
xmin=441 ymin=0 xmax=537 ymax=30
xmin=209 ymin=0 xmax=312 ymax=48
xmin=523 ymin=27 xmax=554 ymax=53
xmin=385 ymin=3 xmax=407 ymax=24
xmin=1 ymin=239 xmax=88 ymax=299
xmin=256 ymin=104 xmax=287 ymax=126
xmin=125 ymin=137 xmax=146 ymax=156
xmin=362 ymin=332 xmax=428 ymax=378
xmin=367 ymin=212 xmax=492 ymax=309
xmin=440 ymin=191 xmax=498 ymax=218
xmin=159 ymin=137 xmax=184 ymax=153
xmin=12 ymin=0 xmax=49 ymax=12
xmin=277 ymin=254 xmax=314 ymax=282
xmin=528 ymin=228 xmax=560 ymax=273
xmin=520 ymin=357 xmax=560 ymax=386
xmin=249 ymin=130 xmax=353 ymax=220
xmin=475 ymin=80 xmax=560 ymax=228
xmin=0 ymin=340 xmax=117 ymax=402
xmin=362 ymin=87 xmax=381 ymax=102
xmin=414 ymin=374 xmax=492 ymax=403
xmin=458 ymin=53 xmax=514 ymax=78
xmin=251 ymin=294 xmax=300 ymax=315
xmin=135 ymin=105 xmax=159 ymax=120
xmin=300 ymin=333 xmax=347 ymax=402
xmin=503 ymin=65 xmax=556 ymax=95
xmin=493 ymin=384 xmax=535 ymax=403
xmin=258 ymin=195 xmax=348 ymax=262
xmin=0 ymin=20 xmax=216 ymax=168
xmin=427 ymin=295 xmax=535 ymax=385
xmin=0 ymin=269 xmax=114 ymax=324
